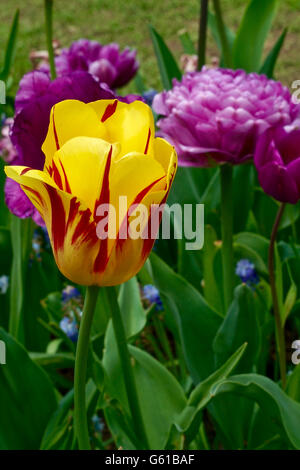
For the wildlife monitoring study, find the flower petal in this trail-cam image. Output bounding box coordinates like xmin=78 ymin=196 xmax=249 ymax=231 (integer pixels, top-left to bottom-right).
xmin=42 ymin=100 xmax=109 ymax=169
xmin=49 ymin=136 xmax=120 ymax=213
xmin=88 ymin=99 xmax=155 ymax=158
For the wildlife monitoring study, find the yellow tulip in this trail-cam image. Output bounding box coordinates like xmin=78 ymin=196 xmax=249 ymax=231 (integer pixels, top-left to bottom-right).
xmin=5 ymin=99 xmax=177 ymax=286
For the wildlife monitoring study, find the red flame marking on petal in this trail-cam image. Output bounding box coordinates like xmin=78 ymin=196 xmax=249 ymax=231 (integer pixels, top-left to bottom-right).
xmin=144 ymin=128 xmax=151 ymax=154
xmin=101 ymin=100 xmax=118 ymax=122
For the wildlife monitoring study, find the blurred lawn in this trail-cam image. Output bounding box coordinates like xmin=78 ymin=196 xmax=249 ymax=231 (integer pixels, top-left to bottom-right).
xmin=1 ymin=0 xmax=300 ymax=95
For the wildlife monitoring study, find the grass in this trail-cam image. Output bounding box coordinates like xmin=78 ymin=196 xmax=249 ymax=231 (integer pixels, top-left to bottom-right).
xmin=0 ymin=0 xmax=300 ymax=96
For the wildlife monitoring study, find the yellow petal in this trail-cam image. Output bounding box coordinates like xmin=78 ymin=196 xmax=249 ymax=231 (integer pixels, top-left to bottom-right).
xmin=153 ymin=137 xmax=178 ymax=190
xmin=49 ymin=136 xmax=120 ymax=213
xmin=88 ymin=99 xmax=155 ymax=158
xmin=5 ymin=165 xmax=104 ymax=285
xmin=42 ymin=100 xmax=108 ymax=169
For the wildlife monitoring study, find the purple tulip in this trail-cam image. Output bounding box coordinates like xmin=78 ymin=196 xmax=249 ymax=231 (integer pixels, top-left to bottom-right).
xmin=254 ymin=126 xmax=300 ymax=204
xmin=5 ymin=71 xmax=115 ymax=224
xmin=40 ymin=39 xmax=139 ymax=89
xmin=153 ymin=67 xmax=300 ymax=167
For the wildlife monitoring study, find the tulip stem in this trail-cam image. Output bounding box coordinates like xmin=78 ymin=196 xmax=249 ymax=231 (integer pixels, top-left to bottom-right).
xmin=268 ymin=203 xmax=287 ymax=389
xmin=197 ymin=0 xmax=209 ymax=70
xmin=74 ymin=285 xmax=99 ymax=450
xmin=44 ymin=0 xmax=56 ymax=80
xmin=220 ymin=164 xmax=234 ymax=312
xmin=106 ymin=286 xmax=149 ymax=450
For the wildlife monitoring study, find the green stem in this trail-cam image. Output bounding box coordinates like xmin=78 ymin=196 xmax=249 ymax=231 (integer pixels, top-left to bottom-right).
xmin=212 ymin=0 xmax=232 ymax=67
xmin=197 ymin=0 xmax=209 ymax=70
xmin=268 ymin=203 xmax=286 ymax=389
xmin=106 ymin=286 xmax=149 ymax=449
xmin=220 ymin=164 xmax=234 ymax=312
xmin=74 ymin=285 xmax=99 ymax=450
xmin=44 ymin=0 xmax=56 ymax=79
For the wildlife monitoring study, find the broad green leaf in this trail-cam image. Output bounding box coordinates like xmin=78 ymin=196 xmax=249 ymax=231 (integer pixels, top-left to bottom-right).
xmin=0 ymin=9 xmax=19 ymax=82
xmin=213 ymin=285 xmax=262 ymax=372
xmin=175 ymin=343 xmax=247 ymax=433
xmin=149 ymin=25 xmax=182 ymax=90
xmin=103 ymin=335 xmax=186 ymax=449
xmin=0 ymin=328 xmax=57 ymax=449
xmin=213 ymin=374 xmax=300 ymax=450
xmin=233 ymin=0 xmax=278 ymax=72
xmin=150 ymin=253 xmax=222 ymax=383
xmin=259 ymin=28 xmax=288 ymax=78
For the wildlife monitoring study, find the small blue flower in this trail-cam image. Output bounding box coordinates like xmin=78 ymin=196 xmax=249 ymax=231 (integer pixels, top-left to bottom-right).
xmin=92 ymin=415 xmax=105 ymax=434
xmin=62 ymin=285 xmax=81 ymax=303
xmin=142 ymin=89 xmax=157 ymax=107
xmin=235 ymin=259 xmax=259 ymax=286
xmin=59 ymin=316 xmax=78 ymax=342
xmin=142 ymin=284 xmax=163 ymax=311
xmin=0 ymin=275 xmax=9 ymax=294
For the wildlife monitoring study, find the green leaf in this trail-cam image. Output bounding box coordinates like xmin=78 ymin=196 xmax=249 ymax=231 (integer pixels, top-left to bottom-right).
xmin=9 ymin=216 xmax=34 ymax=343
xmin=178 ymin=30 xmax=196 ymax=54
xmin=0 ymin=328 xmax=57 ymax=449
xmin=103 ymin=338 xmax=186 ymax=449
xmin=175 ymin=343 xmax=247 ymax=433
xmin=0 ymin=9 xmax=19 ymax=82
xmin=150 ymin=253 xmax=222 ymax=383
xmin=118 ymin=276 xmax=146 ymax=338
xmin=233 ymin=0 xmax=278 ymax=72
xmin=213 ymin=285 xmax=262 ymax=372
xmin=233 ymin=164 xmax=254 ymax=233
xmin=202 ymin=225 xmax=223 ymax=314
xmin=234 ymin=232 xmax=269 ymax=276
xmin=40 ymin=390 xmax=74 ymax=450
xmin=104 ymin=406 xmax=137 ymax=450
xmin=29 ymin=352 xmax=75 ymax=369
xmin=91 ymin=287 xmax=111 ymax=338
xmin=287 ymin=365 xmax=300 ymax=402
xmin=259 ymin=28 xmax=288 ymax=78
xmin=149 ymin=25 xmax=182 ymax=90
xmin=208 ymin=9 xmax=235 ymax=60
xmin=282 ymin=282 xmax=297 ymax=327
xmin=213 ymin=374 xmax=300 ymax=449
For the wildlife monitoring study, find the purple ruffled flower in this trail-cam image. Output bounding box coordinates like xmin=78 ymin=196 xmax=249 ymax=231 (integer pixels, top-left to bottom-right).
xmin=40 ymin=39 xmax=139 ymax=89
xmin=254 ymin=126 xmax=300 ymax=204
xmin=5 ymin=71 xmax=114 ymax=225
xmin=153 ymin=67 xmax=300 ymax=167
